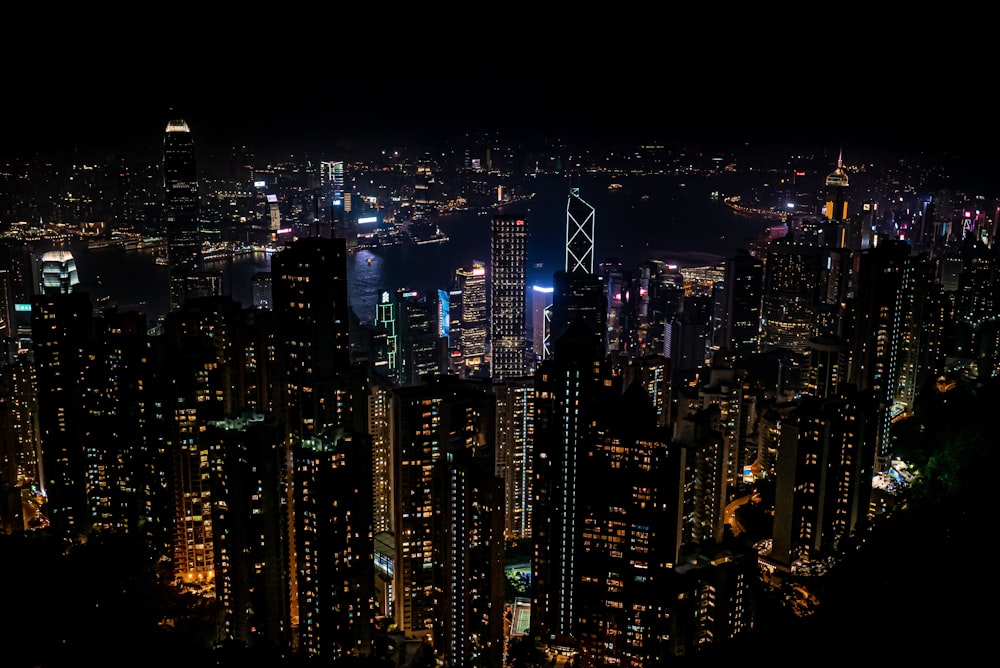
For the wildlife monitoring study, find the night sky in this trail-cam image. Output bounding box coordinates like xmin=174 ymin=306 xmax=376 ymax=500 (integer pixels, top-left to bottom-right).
xmin=7 ymin=20 xmax=998 ymax=174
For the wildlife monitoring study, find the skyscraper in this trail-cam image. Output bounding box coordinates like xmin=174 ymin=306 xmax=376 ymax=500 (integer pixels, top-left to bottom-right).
xmin=844 ymin=239 xmax=915 ymax=470
xmin=532 ymin=319 xmax=683 ymax=664
xmin=163 ymin=119 xmax=200 ymax=312
xmin=432 ymin=446 xmax=505 ymax=668
xmin=158 ymin=296 xmax=255 ymax=585
xmin=31 ymin=292 xmax=150 ymax=536
xmin=530 ymin=285 xmax=553 ymax=363
xmin=824 ymin=149 xmax=850 ymax=222
xmin=204 ymin=414 xmax=289 ymax=651
xmin=38 ymin=250 xmax=80 ymax=294
xmin=490 ymin=214 xmax=528 ymax=380
xmin=721 ymin=250 xmax=764 ymax=360
xmin=271 ymin=236 xmax=375 ymax=657
xmin=374 ymin=288 xmax=446 ymax=386
xmin=599 ymin=258 xmax=632 ymax=357
xmin=549 ymin=269 xmax=607 ymax=352
xmin=532 ymin=318 xmax=609 ymax=638
xmin=566 ymin=187 xmax=595 ymax=274
xmin=493 ymin=377 xmax=535 ymax=540
xmin=30 ymin=291 xmax=91 ymax=532
xmin=271 ymin=236 xmax=352 ymax=437
xmin=771 ymin=389 xmax=876 ymax=567
xmin=391 ymin=376 xmax=497 ymax=641
xmin=452 ymin=261 xmax=488 ymax=377
xmin=760 ymin=238 xmax=826 ymax=355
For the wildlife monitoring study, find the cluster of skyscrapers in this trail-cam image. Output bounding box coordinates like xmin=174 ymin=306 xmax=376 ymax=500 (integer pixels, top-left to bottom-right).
xmin=0 ymin=119 xmax=997 ymax=667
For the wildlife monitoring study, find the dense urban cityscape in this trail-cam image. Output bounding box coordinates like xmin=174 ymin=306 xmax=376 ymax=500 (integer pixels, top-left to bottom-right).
xmin=0 ymin=110 xmax=995 ymax=668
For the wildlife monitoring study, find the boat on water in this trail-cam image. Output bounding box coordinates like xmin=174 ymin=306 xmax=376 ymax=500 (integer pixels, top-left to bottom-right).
xmin=608 ymin=183 xmax=623 ymax=191
xmin=406 ymin=219 xmax=449 ymax=245
xmin=201 ymin=243 xmax=234 ymax=262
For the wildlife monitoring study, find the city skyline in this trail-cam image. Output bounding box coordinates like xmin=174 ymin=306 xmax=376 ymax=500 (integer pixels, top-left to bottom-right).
xmin=4 ymin=43 xmax=999 ymax=664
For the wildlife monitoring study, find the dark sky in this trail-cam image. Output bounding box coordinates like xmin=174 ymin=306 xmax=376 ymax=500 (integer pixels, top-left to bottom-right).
xmin=6 ymin=20 xmax=997 ymax=177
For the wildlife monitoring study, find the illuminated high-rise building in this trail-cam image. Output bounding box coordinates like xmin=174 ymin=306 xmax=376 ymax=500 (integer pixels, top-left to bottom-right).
xmin=844 ymin=239 xmax=915 ymax=470
xmin=452 ymin=261 xmax=488 ymax=377
xmin=954 ymin=239 xmax=996 ymax=350
xmin=251 ymin=271 xmax=272 ymax=309
xmin=599 ymin=258 xmax=632 ymax=357
xmin=432 ymin=446 xmax=505 ymax=668
xmin=204 ymin=414 xmax=290 ymax=651
xmin=672 ymin=544 xmax=758 ymax=658
xmin=391 ymin=376 xmax=497 ymax=642
xmin=323 ymin=160 xmax=346 ymax=228
xmin=413 ymin=162 xmax=438 ymax=218
xmin=372 ymin=289 xmax=400 ymax=384
xmin=163 ymin=119 xmax=201 ymax=311
xmin=0 ymin=268 xmax=17 ymax=342
xmin=159 ymin=296 xmax=258 ymax=585
xmin=771 ymin=389 xmax=876 ymax=568
xmin=666 ymin=295 xmax=712 ymax=375
xmin=530 ymin=285 xmax=553 ymax=363
xmin=360 ymin=377 xmax=394 ymax=535
xmin=552 ymin=188 xmax=604 ymax=353
xmin=38 ymin=250 xmax=79 ymax=295
xmin=721 ymin=250 xmax=764 ymax=360
xmin=29 ymin=291 xmax=90 ymax=531
xmin=271 ymin=237 xmax=375 ymax=658
xmin=490 ymin=214 xmax=528 ymax=380
xmin=289 ymin=430 xmax=376 ymax=658
xmin=31 ymin=292 xmax=150 ymax=536
xmin=493 ymin=377 xmax=534 ymax=540
xmin=0 ymin=241 xmax=37 ymax=338
xmin=533 ymin=318 xmax=605 ymax=613
xmin=0 ymin=358 xmax=40 ymax=490
xmin=402 ymin=289 xmax=447 ymax=386
xmin=565 ymin=187 xmax=595 ymax=274
xmin=532 ymin=319 xmax=683 ymax=664
xmin=622 ymin=353 xmax=671 ymax=428
xmin=371 ymin=288 xmax=446 ymax=387
xmin=896 ymin=255 xmax=946 ymax=410
xmin=672 ymin=402 xmax=728 ymax=547
xmin=760 ymin=238 xmax=826 ymax=355
xmin=633 ymin=260 xmax=685 ymax=357
xmin=804 ymin=334 xmax=849 ymax=399
xmin=271 ymin=236 xmax=352 ymax=436
xmin=824 ymin=149 xmax=849 ymax=222
xmin=681 ymin=356 xmax=753 ymax=494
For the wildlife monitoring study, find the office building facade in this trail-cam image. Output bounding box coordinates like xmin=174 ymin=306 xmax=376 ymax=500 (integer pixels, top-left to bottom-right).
xmin=490 ymin=214 xmax=528 ymax=380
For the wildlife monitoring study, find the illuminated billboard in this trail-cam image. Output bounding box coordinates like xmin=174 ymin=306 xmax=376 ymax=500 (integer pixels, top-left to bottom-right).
xmin=438 ymin=289 xmax=450 ymax=338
